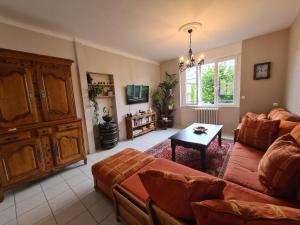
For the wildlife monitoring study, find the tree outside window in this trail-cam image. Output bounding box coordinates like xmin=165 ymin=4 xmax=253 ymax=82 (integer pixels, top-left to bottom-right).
xmin=182 ymin=58 xmax=236 ymax=106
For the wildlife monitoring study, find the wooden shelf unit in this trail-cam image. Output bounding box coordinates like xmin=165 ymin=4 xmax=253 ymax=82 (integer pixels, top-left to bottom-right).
xmin=88 ymin=84 xmax=114 ymax=87
xmin=126 ymin=112 xmax=157 ymax=139
xmin=96 ymin=95 xmax=115 ymax=98
xmin=87 ymin=72 xmax=119 ymax=149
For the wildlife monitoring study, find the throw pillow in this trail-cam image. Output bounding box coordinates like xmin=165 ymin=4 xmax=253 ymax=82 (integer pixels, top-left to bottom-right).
xmin=138 ymin=169 xmax=226 ymax=220
xmin=269 ymin=108 xmax=300 ymax=122
xmin=291 ymin=123 xmax=300 ymax=144
xmin=257 ymin=113 xmax=268 ymax=120
xmin=237 ymin=117 xmax=280 ymax=151
xmin=191 ymin=200 xmax=300 ymax=225
xmin=278 ymin=121 xmax=299 ymax=137
xmin=258 ymin=134 xmax=300 ymax=199
xmin=244 ymin=112 xmax=267 ymax=120
xmin=268 ymin=107 xmax=286 ymax=120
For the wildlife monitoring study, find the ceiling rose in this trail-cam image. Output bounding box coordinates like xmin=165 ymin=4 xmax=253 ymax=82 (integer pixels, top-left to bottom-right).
xmin=178 ymin=22 xmax=202 ymax=33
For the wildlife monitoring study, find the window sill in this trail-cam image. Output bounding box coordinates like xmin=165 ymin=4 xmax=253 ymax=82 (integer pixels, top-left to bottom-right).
xmin=181 ymin=105 xmax=240 ymax=109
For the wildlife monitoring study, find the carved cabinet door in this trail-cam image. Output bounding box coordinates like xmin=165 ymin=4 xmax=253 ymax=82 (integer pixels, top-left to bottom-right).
xmin=37 ymin=63 xmax=76 ymax=121
xmin=0 ymin=138 xmax=45 ymax=186
xmin=0 ymin=61 xmax=39 ymax=129
xmin=52 ymin=128 xmax=84 ymax=166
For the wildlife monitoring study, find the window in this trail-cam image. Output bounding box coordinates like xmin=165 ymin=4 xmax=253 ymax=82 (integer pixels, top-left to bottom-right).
xmin=181 ymin=57 xmax=238 ymax=106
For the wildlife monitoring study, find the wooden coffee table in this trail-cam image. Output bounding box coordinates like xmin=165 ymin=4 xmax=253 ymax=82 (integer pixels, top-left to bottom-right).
xmin=169 ymin=123 xmax=223 ymax=171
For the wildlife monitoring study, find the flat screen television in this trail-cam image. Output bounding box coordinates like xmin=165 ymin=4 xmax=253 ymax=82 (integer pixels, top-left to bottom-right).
xmin=126 ymin=85 xmax=149 ymax=104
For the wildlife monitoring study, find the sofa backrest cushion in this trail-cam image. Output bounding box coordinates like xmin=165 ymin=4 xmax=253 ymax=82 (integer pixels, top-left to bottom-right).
xmin=268 ymin=107 xmax=285 ymax=119
xmin=258 ymin=134 xmax=300 ymax=199
xmin=291 ymin=123 xmax=300 ymax=144
xmin=278 ymin=121 xmax=299 ymax=137
xmin=237 ymin=117 xmax=280 ymax=151
xmin=268 ymin=108 xmax=300 ymax=122
xmin=191 ymin=199 xmax=300 ymax=225
xmin=245 ymin=112 xmax=267 ymax=120
xmin=138 ymin=169 xmax=226 ymax=220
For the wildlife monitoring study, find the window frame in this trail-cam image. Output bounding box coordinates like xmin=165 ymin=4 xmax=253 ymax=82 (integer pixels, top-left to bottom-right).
xmin=180 ymin=55 xmax=239 ymax=108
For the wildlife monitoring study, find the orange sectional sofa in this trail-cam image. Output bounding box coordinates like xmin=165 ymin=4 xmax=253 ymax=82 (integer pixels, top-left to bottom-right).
xmin=92 ymin=108 xmax=300 ymax=225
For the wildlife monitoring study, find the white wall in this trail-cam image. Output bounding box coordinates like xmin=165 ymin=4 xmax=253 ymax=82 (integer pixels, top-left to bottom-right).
xmin=240 ymin=29 xmax=289 ymax=116
xmin=286 ymin=13 xmax=300 ymax=115
xmin=75 ymin=42 xmax=160 ymax=153
xmin=160 ymin=42 xmax=242 ymax=136
xmin=0 ymin=22 xmax=160 ymax=154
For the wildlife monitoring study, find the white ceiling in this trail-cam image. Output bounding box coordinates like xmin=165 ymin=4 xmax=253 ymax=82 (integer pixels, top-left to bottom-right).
xmin=0 ymin=0 xmax=299 ymax=63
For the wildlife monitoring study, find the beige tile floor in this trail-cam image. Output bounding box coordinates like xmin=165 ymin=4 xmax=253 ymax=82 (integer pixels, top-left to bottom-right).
xmin=0 ymin=128 xmax=179 ymax=225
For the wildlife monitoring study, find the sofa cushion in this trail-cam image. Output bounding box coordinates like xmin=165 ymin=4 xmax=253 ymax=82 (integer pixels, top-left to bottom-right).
xmin=258 ymin=134 xmax=300 ymax=199
xmin=245 ymin=112 xmax=267 ymax=120
xmin=224 ymin=180 xmax=300 ymax=208
xmin=138 ymin=169 xmax=225 ymax=220
xmin=291 ymin=123 xmax=300 ymax=144
xmin=278 ymin=121 xmax=299 ymax=137
xmin=257 ymin=113 xmax=268 ymax=120
xmin=121 ymin=158 xmax=203 ymax=203
xmin=91 ymin=148 xmax=154 ymax=193
xmin=191 ymin=200 xmax=300 ymax=225
xmin=269 ymin=109 xmax=300 ymax=122
xmin=237 ymin=117 xmax=280 ymax=151
xmin=268 ymin=107 xmax=286 ymax=120
xmin=223 ymin=142 xmax=269 ymax=194
xmin=121 ymin=158 xmax=300 ymax=209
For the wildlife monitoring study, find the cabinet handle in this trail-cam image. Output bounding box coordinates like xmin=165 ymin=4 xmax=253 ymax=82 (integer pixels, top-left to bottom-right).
xmin=40 ymin=90 xmax=46 ymax=99
xmin=65 ymin=125 xmax=73 ymax=129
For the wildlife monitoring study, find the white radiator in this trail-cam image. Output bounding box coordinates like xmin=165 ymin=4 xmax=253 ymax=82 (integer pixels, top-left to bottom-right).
xmin=195 ymin=108 xmax=219 ymax=124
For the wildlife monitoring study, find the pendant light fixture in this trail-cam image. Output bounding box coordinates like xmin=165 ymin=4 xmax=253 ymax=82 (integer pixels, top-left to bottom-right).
xmin=178 ymin=22 xmax=204 ymax=72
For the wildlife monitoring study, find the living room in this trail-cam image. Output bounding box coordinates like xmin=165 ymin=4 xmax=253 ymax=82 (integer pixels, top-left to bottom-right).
xmin=0 ymin=1 xmax=300 ymax=225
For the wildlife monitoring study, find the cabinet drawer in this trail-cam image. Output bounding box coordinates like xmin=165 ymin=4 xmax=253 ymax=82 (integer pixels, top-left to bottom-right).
xmin=57 ymin=122 xmax=81 ymax=131
xmin=0 ymin=131 xmax=31 ymax=144
xmin=37 ymin=127 xmax=52 ymax=136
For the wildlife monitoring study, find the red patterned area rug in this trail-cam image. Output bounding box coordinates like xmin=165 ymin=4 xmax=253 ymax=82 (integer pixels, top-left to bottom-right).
xmin=145 ymin=139 xmax=233 ymax=178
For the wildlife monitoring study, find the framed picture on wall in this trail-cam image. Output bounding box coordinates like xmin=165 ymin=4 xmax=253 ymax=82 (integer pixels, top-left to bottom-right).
xmin=253 ymin=62 xmax=271 ymax=80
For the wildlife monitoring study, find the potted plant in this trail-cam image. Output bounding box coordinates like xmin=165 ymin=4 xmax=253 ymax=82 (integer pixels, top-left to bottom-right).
xmin=88 ymin=85 xmax=104 ymax=124
xmin=102 ymin=106 xmax=113 ymax=123
xmin=158 ymin=72 xmax=178 ymax=96
xmin=167 ymin=98 xmax=175 ymax=111
xmin=152 ymin=72 xmax=178 ymax=128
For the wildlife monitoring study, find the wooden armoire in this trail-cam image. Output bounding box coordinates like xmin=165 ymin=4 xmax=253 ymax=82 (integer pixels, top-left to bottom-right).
xmin=0 ymin=48 xmax=86 ymax=201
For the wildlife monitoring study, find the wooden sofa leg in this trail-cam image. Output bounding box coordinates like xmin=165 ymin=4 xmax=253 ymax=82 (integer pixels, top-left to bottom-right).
xmin=112 ymin=185 xmax=121 ymax=222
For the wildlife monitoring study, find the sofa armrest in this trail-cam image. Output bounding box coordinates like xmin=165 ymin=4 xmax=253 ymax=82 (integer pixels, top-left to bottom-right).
xmin=234 ymin=123 xmax=243 ymax=143
xmin=191 ymin=200 xmax=300 ymax=225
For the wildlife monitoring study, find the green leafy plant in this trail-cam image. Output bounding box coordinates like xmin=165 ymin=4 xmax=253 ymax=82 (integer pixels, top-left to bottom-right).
xmin=152 ymin=72 xmax=178 ymax=116
xmin=152 ymin=89 xmax=164 ymax=109
xmin=159 ymin=72 xmax=178 ymax=92
xmin=88 ymin=85 xmax=104 ymax=115
xmin=201 ymin=66 xmax=215 ymax=104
